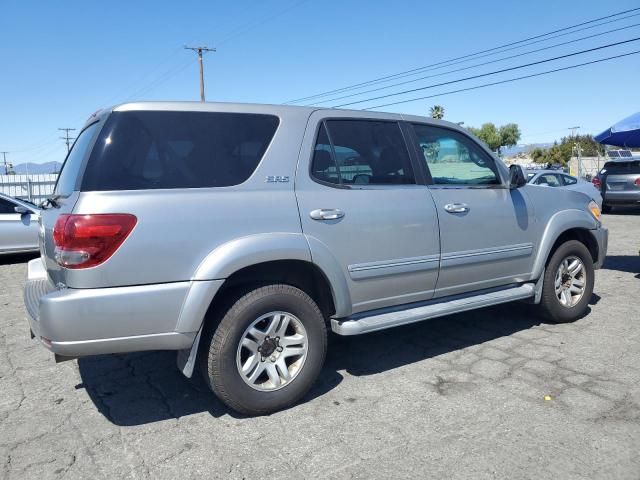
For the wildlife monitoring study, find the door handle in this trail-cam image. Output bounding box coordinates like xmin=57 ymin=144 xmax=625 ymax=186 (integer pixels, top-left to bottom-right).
xmin=444 ymin=203 xmax=470 ymax=214
xmin=310 ymin=208 xmax=345 ymax=220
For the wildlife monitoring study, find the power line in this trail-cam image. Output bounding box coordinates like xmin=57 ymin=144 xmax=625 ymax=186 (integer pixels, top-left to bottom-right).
xmin=285 ymin=7 xmax=640 ymax=104
xmin=116 ymin=0 xmax=309 ymax=104
xmin=333 ymin=36 xmax=640 ymax=108
xmin=361 ymin=49 xmax=640 ymax=110
xmin=311 ymin=22 xmax=640 ymax=106
xmin=215 ymin=0 xmax=310 ymax=46
xmin=303 ymin=12 xmax=640 ymax=104
xmin=4 ymin=0 xmax=312 ymax=160
xmin=58 ymin=128 xmax=76 ymax=153
xmin=122 ymin=57 xmax=198 ymax=102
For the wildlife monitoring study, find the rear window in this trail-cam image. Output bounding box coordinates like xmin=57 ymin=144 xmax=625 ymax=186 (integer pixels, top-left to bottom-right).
xmin=601 ymin=161 xmax=640 ymax=175
xmin=81 ymin=111 xmax=279 ymax=191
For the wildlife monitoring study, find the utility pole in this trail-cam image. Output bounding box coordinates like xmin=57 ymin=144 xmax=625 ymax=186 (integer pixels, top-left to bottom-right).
xmin=184 ymin=45 xmax=216 ymax=101
xmin=568 ymin=126 xmax=581 ymax=177
xmin=1 ymin=151 xmax=11 ymax=175
xmin=59 ymin=128 xmax=76 ymax=153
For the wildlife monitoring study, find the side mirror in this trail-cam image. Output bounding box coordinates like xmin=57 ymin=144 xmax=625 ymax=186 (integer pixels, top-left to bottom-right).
xmin=14 ymin=205 xmax=29 ymax=215
xmin=509 ymin=164 xmax=527 ymax=189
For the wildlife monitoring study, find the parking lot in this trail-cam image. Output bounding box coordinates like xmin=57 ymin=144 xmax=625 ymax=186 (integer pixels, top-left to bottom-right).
xmin=0 ymin=212 xmax=638 ymax=479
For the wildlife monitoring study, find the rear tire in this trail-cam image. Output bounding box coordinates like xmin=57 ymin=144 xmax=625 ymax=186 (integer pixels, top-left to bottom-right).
xmin=200 ymin=284 xmax=327 ymax=415
xmin=539 ymin=240 xmax=594 ymax=323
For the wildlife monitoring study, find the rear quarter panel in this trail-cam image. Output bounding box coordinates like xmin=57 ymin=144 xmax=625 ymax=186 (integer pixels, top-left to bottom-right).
xmin=63 ymin=106 xmax=312 ymax=288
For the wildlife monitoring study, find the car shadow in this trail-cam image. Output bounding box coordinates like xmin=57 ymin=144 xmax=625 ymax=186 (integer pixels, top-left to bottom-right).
xmin=602 ymin=255 xmax=640 ymax=275
xmin=78 ymin=301 xmax=550 ymax=425
xmin=0 ymin=252 xmax=39 ymax=266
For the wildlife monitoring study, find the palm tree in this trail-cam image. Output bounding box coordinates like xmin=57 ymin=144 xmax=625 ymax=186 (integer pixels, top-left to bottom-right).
xmin=430 ymin=105 xmax=445 ymax=120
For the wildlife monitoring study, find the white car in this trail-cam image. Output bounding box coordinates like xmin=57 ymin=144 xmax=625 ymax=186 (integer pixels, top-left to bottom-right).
xmin=526 ymin=170 xmax=603 ymax=208
xmin=0 ymin=192 xmax=40 ymax=254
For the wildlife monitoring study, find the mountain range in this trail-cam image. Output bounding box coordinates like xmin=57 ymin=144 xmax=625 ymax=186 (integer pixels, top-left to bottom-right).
xmin=9 ymin=161 xmax=62 ymax=174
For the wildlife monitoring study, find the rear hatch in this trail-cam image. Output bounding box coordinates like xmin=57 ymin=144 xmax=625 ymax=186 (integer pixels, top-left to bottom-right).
xmin=602 ymin=160 xmax=640 ymax=192
xmin=40 ymin=118 xmax=104 ymax=287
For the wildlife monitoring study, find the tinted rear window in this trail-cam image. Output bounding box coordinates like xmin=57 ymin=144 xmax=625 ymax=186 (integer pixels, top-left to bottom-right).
xmin=602 ymin=161 xmax=640 ymax=175
xmin=81 ymin=111 xmax=279 ymax=191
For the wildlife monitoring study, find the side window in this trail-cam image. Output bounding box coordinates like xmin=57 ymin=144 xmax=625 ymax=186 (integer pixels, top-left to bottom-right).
xmin=55 ymin=122 xmax=100 ymax=195
xmin=311 ymin=120 xmax=416 ymax=186
xmin=535 ymin=173 xmax=561 ymax=187
xmin=563 ymin=175 xmax=577 ymax=185
xmin=411 ymin=124 xmax=500 ymax=185
xmin=0 ymin=198 xmax=17 ymax=214
xmin=82 ymin=112 xmax=279 ymax=191
xmin=311 ymin=123 xmax=340 ymax=185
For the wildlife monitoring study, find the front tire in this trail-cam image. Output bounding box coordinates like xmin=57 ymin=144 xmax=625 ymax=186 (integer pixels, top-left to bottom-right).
xmin=602 ymin=204 xmax=612 ymax=214
xmin=200 ymin=284 xmax=327 ymax=415
xmin=539 ymin=240 xmax=594 ymax=323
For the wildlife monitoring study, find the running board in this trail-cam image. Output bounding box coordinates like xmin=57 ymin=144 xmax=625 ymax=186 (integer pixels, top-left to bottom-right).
xmin=331 ymin=283 xmax=535 ymax=336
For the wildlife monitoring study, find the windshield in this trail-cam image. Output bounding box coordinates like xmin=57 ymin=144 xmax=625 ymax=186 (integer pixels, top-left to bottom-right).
xmin=54 ymin=122 xmax=100 ymax=196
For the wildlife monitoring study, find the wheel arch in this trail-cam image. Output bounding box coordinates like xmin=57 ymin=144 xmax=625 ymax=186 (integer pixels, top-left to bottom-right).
xmin=177 ymin=257 xmax=339 ymax=378
xmin=532 ymin=209 xmax=600 ymax=279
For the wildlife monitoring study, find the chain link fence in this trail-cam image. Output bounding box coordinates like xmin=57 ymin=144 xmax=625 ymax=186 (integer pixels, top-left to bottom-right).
xmin=568 ymin=156 xmax=605 ymax=179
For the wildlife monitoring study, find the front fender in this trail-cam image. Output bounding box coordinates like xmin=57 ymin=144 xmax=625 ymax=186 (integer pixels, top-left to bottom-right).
xmin=531 ymin=209 xmax=599 ymax=279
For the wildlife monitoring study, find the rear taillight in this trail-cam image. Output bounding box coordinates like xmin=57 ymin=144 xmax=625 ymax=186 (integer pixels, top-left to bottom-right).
xmin=592 ymin=177 xmax=601 ymax=188
xmin=53 ymin=214 xmax=137 ymax=269
xmin=635 ymin=178 xmax=640 ymax=187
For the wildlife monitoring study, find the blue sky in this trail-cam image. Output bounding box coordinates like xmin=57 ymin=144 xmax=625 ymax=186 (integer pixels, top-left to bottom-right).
xmin=1 ymin=0 xmax=639 ymax=165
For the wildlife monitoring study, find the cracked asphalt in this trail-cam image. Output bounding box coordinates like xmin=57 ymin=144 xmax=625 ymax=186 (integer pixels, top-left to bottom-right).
xmin=2 ymin=212 xmax=640 ymax=479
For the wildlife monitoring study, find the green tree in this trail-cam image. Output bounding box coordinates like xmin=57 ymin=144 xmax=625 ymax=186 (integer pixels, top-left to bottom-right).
xmin=468 ymin=123 xmax=502 ymax=152
xmin=530 ymin=134 xmax=603 ymax=166
xmin=468 ymin=122 xmax=521 ymax=154
xmin=560 ymin=134 xmax=605 ymax=157
xmin=498 ymin=123 xmax=521 ymax=151
xmin=429 ymin=105 xmax=445 ymax=120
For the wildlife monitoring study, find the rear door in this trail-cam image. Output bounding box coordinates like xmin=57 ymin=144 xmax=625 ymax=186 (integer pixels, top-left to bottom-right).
xmin=407 ymin=122 xmax=535 ymax=297
xmin=0 ymin=197 xmax=39 ymax=252
xmin=295 ymin=112 xmax=441 ymax=315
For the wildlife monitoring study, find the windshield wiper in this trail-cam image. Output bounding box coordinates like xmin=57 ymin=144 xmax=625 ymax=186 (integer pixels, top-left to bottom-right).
xmin=39 ymin=194 xmax=63 ymax=209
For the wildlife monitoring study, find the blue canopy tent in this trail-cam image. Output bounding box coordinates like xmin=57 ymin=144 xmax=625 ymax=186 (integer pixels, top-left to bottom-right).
xmin=595 ymin=112 xmax=640 ymax=148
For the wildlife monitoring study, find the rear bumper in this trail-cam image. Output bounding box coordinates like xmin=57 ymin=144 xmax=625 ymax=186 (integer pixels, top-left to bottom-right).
xmin=23 ymin=258 xmax=222 ymax=357
xmin=592 ymin=226 xmax=608 ymax=269
xmin=603 ymin=191 xmax=640 ymax=205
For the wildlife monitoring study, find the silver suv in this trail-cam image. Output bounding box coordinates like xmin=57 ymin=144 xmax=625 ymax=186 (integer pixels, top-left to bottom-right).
xmin=24 ymin=102 xmax=608 ymax=415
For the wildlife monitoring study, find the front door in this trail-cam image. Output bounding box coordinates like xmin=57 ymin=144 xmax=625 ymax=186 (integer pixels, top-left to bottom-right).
xmin=0 ymin=197 xmax=39 ymax=252
xmin=295 ymin=113 xmax=441 ymax=315
xmin=408 ymin=123 xmax=535 ymax=297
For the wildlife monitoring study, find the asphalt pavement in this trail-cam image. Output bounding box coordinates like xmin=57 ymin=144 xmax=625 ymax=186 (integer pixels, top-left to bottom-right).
xmin=1 ymin=211 xmax=639 ymax=479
